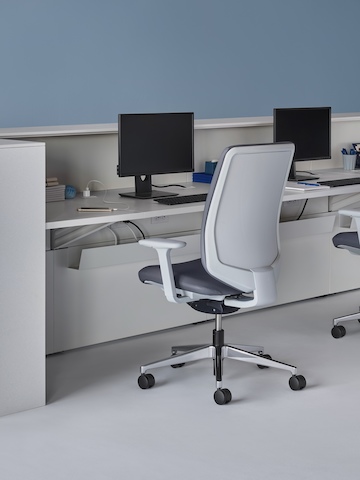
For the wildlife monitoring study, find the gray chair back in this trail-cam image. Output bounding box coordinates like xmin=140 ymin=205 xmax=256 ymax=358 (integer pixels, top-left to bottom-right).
xmin=201 ymin=143 xmax=294 ymax=293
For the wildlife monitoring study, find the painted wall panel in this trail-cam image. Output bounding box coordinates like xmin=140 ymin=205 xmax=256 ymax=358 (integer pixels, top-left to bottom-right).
xmin=0 ymin=1 xmax=358 ymax=127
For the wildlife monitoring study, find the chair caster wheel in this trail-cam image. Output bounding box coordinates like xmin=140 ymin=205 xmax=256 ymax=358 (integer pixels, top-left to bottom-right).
xmin=214 ymin=388 xmax=232 ymax=405
xmin=289 ymin=374 xmax=306 ymax=391
xmin=257 ymin=353 xmax=272 ymax=369
xmin=331 ymin=325 xmax=346 ymax=338
xmin=138 ymin=373 xmax=155 ymax=389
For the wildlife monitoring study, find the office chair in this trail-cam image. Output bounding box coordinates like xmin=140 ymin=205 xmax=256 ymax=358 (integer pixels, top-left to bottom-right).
xmin=137 ymin=143 xmax=306 ymax=404
xmin=331 ymin=208 xmax=360 ymax=338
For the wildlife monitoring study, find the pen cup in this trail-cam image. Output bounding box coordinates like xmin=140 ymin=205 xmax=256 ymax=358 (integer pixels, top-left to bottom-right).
xmin=343 ymin=154 xmax=356 ymax=170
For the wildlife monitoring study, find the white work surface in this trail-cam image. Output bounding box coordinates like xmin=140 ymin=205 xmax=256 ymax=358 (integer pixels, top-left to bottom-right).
xmin=45 ymin=167 xmax=360 ymax=355
xmin=46 ymin=169 xmax=360 ymax=230
xmin=46 ymin=183 xmax=209 ymax=229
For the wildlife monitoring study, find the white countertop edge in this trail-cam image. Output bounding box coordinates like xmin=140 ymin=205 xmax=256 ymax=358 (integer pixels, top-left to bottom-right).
xmin=2 ymin=113 xmax=360 ymax=139
xmin=45 ymin=203 xmax=204 ymax=230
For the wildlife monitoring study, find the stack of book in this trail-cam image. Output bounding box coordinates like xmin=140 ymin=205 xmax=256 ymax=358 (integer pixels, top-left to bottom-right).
xmin=46 ymin=177 xmax=65 ymax=202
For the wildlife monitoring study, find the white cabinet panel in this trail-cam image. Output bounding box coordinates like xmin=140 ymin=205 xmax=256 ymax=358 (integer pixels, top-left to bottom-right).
xmin=0 ymin=140 xmax=45 ymax=416
xmin=47 ymin=212 xmax=360 ymax=353
xmin=50 ymin=236 xmax=205 ymax=353
xmin=275 ymin=216 xmax=335 ymax=305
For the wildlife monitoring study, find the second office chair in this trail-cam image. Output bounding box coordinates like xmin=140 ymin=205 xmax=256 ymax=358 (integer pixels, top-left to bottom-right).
xmin=331 ymin=208 xmax=360 ymax=338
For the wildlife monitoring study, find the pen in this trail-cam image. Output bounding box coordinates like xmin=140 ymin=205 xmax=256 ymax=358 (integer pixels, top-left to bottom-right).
xmin=297 ymin=182 xmax=320 ymax=186
xmin=77 ymin=207 xmax=118 ymax=212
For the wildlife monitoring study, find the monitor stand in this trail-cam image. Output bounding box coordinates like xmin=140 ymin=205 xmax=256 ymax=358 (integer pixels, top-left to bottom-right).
xmin=120 ymin=175 xmax=179 ymax=199
xmin=292 ymin=174 xmax=320 ymax=182
xmin=288 ymin=163 xmax=319 ymax=182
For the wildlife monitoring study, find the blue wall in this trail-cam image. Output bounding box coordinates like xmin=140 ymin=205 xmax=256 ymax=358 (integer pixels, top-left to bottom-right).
xmin=1 ymin=0 xmax=358 ymax=127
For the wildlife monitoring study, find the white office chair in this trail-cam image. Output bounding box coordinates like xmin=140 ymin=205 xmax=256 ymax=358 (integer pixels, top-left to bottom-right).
xmin=331 ymin=208 xmax=360 ymax=338
xmin=137 ymin=143 xmax=306 ymax=404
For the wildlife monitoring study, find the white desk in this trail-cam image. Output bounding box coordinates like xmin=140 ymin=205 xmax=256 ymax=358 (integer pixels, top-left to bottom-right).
xmin=46 ymin=169 xmax=360 ymax=229
xmin=4 ymin=116 xmax=360 ymax=415
xmin=283 ymin=169 xmax=360 ymax=201
xmin=46 ymin=183 xmax=209 ymax=230
xmin=45 ymin=169 xmax=360 ymax=354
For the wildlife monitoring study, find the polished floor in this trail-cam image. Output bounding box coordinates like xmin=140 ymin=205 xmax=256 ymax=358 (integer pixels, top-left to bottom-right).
xmin=1 ymin=290 xmax=360 ymax=479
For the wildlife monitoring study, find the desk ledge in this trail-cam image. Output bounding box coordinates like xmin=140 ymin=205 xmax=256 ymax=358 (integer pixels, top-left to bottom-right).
xmin=2 ymin=113 xmax=360 ymax=138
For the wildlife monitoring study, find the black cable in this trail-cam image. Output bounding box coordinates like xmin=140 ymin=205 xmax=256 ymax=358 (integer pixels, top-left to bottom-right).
xmin=124 ymin=221 xmax=146 ymax=239
xmin=152 ymin=184 xmax=186 ymax=188
xmin=296 ymin=199 xmax=308 ymax=220
xmin=296 ymin=170 xmax=318 ymax=177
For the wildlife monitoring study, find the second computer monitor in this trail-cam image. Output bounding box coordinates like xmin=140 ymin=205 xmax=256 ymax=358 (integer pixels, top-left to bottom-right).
xmin=117 ymin=112 xmax=194 ymax=199
xmin=273 ymin=106 xmax=331 ymax=181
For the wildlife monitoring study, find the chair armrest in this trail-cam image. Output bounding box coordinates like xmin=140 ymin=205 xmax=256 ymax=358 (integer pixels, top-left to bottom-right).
xmin=338 ymin=209 xmax=360 ymax=242
xmin=138 ymin=238 xmax=190 ymax=303
xmin=139 ymin=238 xmax=187 ymax=250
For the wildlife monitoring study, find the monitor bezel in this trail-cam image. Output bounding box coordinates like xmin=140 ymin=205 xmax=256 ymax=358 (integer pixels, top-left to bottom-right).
xmin=117 ymin=112 xmax=194 ymax=199
xmin=117 ymin=112 xmax=194 ymax=177
xmin=273 ymin=106 xmax=331 ymax=162
xmin=273 ymin=106 xmax=331 ymax=181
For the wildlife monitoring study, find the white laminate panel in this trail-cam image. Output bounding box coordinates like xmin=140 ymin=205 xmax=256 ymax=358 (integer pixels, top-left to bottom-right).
xmin=276 ymin=229 xmax=332 ymax=304
xmin=0 ymin=141 xmax=46 ymax=415
xmin=51 ymin=239 xmax=203 ymax=353
xmin=279 ymin=215 xmax=336 ymax=240
xmin=76 ymin=234 xmax=200 ymax=270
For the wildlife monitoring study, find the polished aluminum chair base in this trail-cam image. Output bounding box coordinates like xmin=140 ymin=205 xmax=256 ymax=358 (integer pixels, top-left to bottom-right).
xmin=331 ymin=308 xmax=360 ymax=338
xmin=139 ymin=314 xmax=303 ymax=404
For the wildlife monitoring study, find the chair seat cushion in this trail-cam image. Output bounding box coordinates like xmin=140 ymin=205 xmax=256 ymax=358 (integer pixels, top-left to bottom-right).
xmin=138 ymin=258 xmax=242 ymax=296
xmin=333 ymin=232 xmax=360 ymax=252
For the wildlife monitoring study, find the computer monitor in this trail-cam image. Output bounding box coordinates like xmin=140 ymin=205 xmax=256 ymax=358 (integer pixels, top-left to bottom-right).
xmin=117 ymin=112 xmax=194 ymax=198
xmin=273 ymin=107 xmax=331 ymax=181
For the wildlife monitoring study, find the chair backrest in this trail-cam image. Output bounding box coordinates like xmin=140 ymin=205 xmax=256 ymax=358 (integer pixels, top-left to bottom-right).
xmin=201 ymin=143 xmax=294 ymax=293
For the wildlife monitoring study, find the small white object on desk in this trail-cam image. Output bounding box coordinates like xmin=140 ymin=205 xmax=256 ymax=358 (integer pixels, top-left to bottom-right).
xmin=343 ymin=154 xmax=356 ymax=171
xmin=285 ymin=181 xmax=330 ymax=191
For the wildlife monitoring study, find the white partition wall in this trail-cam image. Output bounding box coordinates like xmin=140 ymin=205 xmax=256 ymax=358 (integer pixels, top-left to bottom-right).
xmin=0 ymin=139 xmax=45 ymax=416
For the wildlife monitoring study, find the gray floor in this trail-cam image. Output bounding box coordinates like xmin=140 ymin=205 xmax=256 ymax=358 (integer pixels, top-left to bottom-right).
xmin=1 ymin=290 xmax=360 ymax=480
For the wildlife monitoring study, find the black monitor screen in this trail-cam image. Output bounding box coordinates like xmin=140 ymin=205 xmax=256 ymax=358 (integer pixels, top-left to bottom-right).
xmin=273 ymin=107 xmax=331 ymax=181
xmin=118 ymin=112 xmax=194 ymax=198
